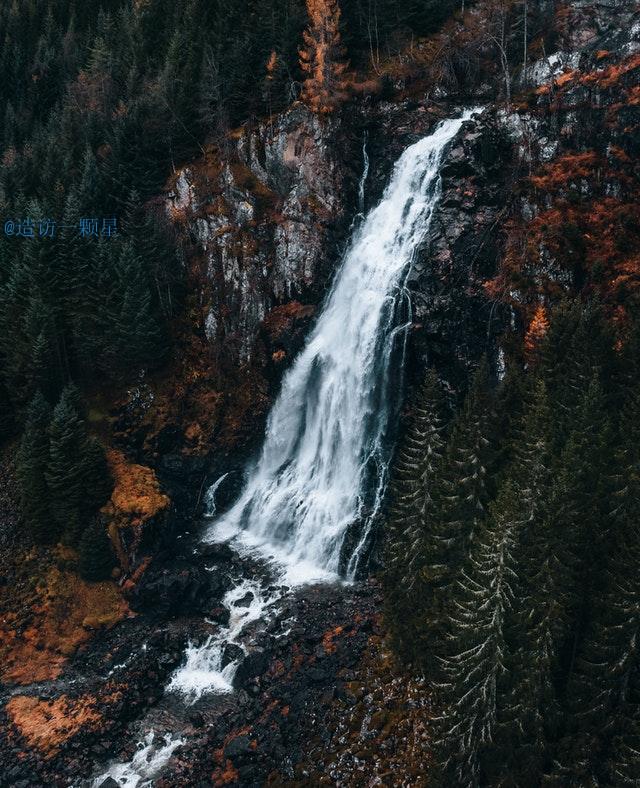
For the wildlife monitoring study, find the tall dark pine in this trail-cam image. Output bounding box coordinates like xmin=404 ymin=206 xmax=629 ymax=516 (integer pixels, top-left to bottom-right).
xmin=115 ymin=241 xmax=166 ymax=374
xmin=83 ymin=437 xmax=113 ymax=513
xmin=560 ymin=387 xmax=640 ymax=784
xmin=497 ymin=379 xmax=568 ymax=782
xmin=16 ymin=392 xmax=54 ymax=543
xmin=434 ymin=481 xmax=518 ymax=787
xmin=384 ymin=368 xmax=446 ymax=663
xmin=46 ymin=387 xmax=88 ymax=544
xmin=424 ymin=360 xmax=495 ymax=587
xmin=0 ymin=383 xmax=14 ymax=441
xmin=79 ymin=517 xmax=116 ymax=582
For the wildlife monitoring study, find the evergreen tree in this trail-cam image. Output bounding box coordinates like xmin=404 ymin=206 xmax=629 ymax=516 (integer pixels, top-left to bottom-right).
xmin=83 ymin=436 xmax=113 ymax=512
xmin=434 ymin=482 xmax=518 ymax=787
xmin=605 ymin=718 xmax=640 ymax=787
xmin=424 ymin=360 xmax=495 ymax=587
xmin=558 ymin=387 xmax=640 ymax=783
xmin=16 ymin=392 xmax=55 ymax=543
xmin=384 ymin=368 xmax=447 ymax=662
xmin=46 ymin=386 xmax=88 ymax=544
xmin=494 ymin=378 xmax=568 ymax=782
xmin=0 ymin=383 xmax=14 ymax=441
xmin=78 ymin=516 xmax=115 ymax=582
xmin=115 ymin=241 xmax=166 ymax=374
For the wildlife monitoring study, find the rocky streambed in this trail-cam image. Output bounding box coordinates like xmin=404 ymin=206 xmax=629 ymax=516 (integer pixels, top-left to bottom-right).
xmin=0 ymin=522 xmax=400 ymax=788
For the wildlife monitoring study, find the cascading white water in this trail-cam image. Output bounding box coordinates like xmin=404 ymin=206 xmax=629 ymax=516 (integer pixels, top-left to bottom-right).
xmin=208 ymin=110 xmax=478 ymax=584
xmin=88 ymin=115 xmax=479 ymax=787
xmin=92 ymin=732 xmax=184 ymax=788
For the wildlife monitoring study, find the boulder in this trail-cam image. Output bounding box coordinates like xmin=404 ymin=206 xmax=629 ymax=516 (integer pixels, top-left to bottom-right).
xmin=233 ymin=649 xmax=271 ymax=688
xmin=221 ymin=643 xmax=244 ymax=669
xmin=126 ymin=561 xmax=230 ymax=617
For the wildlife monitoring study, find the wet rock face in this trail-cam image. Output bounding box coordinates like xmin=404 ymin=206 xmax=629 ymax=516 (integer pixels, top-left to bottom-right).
xmin=126 ymin=560 xmax=231 ymax=618
xmin=408 ymin=112 xmax=512 ymax=391
xmin=166 ymin=103 xmax=359 ymax=366
xmin=363 ymin=103 xmax=511 ymax=392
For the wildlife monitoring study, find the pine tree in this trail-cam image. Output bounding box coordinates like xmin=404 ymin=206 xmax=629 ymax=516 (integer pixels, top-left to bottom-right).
xmin=606 ymin=718 xmax=640 ymax=787
xmin=0 ymin=383 xmax=14 ymax=441
xmin=16 ymin=392 xmax=55 ymax=543
xmin=558 ymin=387 xmax=640 ymax=783
xmin=46 ymin=387 xmax=88 ymax=544
xmin=493 ymin=378 xmax=566 ymax=782
xmin=83 ymin=436 xmax=113 ymax=512
xmin=560 ymin=376 xmax=613 ymax=672
xmin=425 ymin=360 xmax=495 ymax=586
xmin=433 ymin=482 xmax=518 ymax=787
xmin=78 ymin=516 xmax=115 ymax=582
xmin=383 ymin=368 xmax=447 ymax=662
xmin=114 ymin=241 xmax=166 ymax=375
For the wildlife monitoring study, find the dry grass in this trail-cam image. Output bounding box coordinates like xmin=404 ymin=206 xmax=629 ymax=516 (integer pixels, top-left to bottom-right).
xmin=6 ymin=694 xmax=103 ymax=757
xmin=0 ymin=560 xmax=128 ymax=685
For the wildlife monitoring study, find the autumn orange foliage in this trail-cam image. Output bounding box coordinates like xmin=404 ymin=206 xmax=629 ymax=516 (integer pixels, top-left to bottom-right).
xmin=299 ymin=0 xmax=350 ymax=113
xmin=104 ymin=449 xmax=169 ymax=525
xmin=529 ymin=151 xmax=601 ymax=190
xmin=535 ymin=53 xmax=640 ymax=97
xmin=0 ymin=562 xmax=128 ymax=685
xmin=524 ymin=304 xmax=550 ymax=362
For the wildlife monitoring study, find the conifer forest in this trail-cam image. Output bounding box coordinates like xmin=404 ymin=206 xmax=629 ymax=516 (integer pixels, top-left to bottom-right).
xmin=1 ymin=1 xmax=640 ymax=786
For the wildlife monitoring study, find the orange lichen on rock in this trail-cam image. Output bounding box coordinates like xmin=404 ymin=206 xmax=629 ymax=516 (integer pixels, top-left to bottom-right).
xmin=0 ymin=563 xmax=128 ymax=685
xmin=322 ymin=625 xmax=345 ymax=655
xmin=104 ymin=449 xmax=170 ymax=525
xmin=6 ymin=694 xmax=103 ymax=757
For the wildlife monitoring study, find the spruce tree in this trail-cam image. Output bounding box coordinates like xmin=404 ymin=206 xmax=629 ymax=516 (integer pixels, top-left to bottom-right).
xmin=78 ymin=517 xmax=116 ymax=582
xmin=424 ymin=360 xmax=495 ymax=587
xmin=495 ymin=378 xmax=566 ymax=782
xmin=82 ymin=436 xmax=113 ymax=513
xmin=606 ymin=718 xmax=640 ymax=787
xmin=559 ymin=387 xmax=640 ymax=783
xmin=16 ymin=392 xmax=55 ymax=543
xmin=115 ymin=241 xmax=166 ymax=375
xmin=46 ymin=387 xmax=88 ymax=544
xmin=0 ymin=383 xmax=14 ymax=441
xmin=434 ymin=481 xmax=518 ymax=787
xmin=384 ymin=368 xmax=447 ymax=662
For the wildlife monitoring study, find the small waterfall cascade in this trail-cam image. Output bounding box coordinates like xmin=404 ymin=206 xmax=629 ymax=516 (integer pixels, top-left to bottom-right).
xmin=207 ymin=110 xmax=479 ymax=584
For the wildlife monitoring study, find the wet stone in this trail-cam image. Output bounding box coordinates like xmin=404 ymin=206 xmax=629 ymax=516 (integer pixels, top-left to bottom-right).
xmin=221 ymin=643 xmax=244 ymax=669
xmin=232 ymin=591 xmax=255 ymax=608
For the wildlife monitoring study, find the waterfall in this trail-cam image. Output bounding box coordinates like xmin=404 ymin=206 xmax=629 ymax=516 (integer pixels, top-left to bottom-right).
xmin=207 ymin=110 xmax=479 ymax=584
xmin=86 ymin=111 xmax=480 ymax=786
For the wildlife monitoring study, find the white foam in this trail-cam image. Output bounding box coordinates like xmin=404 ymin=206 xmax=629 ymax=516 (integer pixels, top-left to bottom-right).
xmin=91 ymin=732 xmax=184 ymax=788
xmin=167 ymin=579 xmax=281 ymax=703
